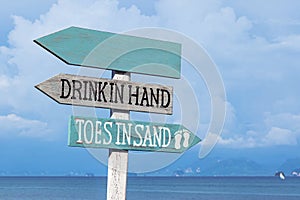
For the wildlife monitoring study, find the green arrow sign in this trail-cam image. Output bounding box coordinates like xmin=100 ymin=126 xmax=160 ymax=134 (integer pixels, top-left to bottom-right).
xmin=34 ymin=27 xmax=182 ymax=79
xmin=68 ymin=116 xmax=201 ymax=153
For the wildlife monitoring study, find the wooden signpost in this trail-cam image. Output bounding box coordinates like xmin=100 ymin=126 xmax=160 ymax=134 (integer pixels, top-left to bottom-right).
xmin=68 ymin=116 xmax=201 ymax=153
xmin=34 ymin=26 xmax=201 ymax=200
xmin=107 ymin=71 xmax=130 ymax=200
xmin=34 ymin=26 xmax=182 ymax=79
xmin=35 ymin=73 xmax=173 ymax=114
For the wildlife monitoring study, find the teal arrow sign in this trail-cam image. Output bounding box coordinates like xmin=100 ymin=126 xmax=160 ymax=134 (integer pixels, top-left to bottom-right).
xmin=68 ymin=116 xmax=201 ymax=153
xmin=34 ymin=26 xmax=182 ymax=79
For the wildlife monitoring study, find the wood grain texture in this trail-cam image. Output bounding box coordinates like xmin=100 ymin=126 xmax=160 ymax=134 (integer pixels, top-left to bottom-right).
xmin=35 ymin=73 xmax=173 ymax=114
xmin=34 ymin=26 xmax=182 ymax=79
xmin=68 ymin=116 xmax=201 ymax=153
xmin=107 ymin=71 xmax=130 ymax=200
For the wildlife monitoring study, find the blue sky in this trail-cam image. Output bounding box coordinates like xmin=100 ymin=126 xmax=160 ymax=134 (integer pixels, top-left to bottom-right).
xmin=1 ymin=0 xmax=300 ymax=175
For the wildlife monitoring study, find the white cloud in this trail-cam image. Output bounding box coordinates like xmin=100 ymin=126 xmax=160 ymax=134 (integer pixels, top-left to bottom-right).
xmin=273 ymin=35 xmax=300 ymax=51
xmin=264 ymin=112 xmax=300 ymax=132
xmin=1 ymin=0 xmax=300 ymax=145
xmin=0 ymin=114 xmax=52 ymax=138
xmin=263 ymin=127 xmax=297 ymax=146
xmin=154 ymin=0 xmax=253 ymax=47
xmin=0 ymin=75 xmax=10 ymax=88
xmin=218 ymin=127 xmax=297 ymax=148
xmin=217 ymin=135 xmax=257 ymax=148
xmin=0 ymin=0 xmax=159 ymax=112
xmin=226 ymin=0 xmax=300 ymax=22
xmin=218 ymin=111 xmax=300 ymax=148
xmin=0 ymin=0 xmax=161 ymax=139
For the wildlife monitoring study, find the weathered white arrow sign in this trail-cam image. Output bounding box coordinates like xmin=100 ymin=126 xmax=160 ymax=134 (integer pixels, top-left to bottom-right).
xmin=35 ymin=74 xmax=173 ymax=114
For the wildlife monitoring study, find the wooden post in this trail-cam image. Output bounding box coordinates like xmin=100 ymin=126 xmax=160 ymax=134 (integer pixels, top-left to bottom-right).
xmin=106 ymin=71 xmax=130 ymax=200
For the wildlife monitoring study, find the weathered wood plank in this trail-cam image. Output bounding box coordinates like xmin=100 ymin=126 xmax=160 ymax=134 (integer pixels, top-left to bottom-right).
xmin=34 ymin=26 xmax=182 ymax=79
xmin=35 ymin=73 xmax=173 ymax=114
xmin=106 ymin=71 xmax=129 ymax=200
xmin=68 ymin=116 xmax=201 ymax=153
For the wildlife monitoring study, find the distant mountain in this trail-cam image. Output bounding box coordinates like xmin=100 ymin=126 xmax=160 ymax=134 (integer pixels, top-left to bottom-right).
xmin=192 ymin=158 xmax=268 ymax=176
xmin=140 ymin=152 xmax=300 ymax=177
xmin=142 ymin=156 xmax=269 ymax=176
xmin=278 ymin=158 xmax=300 ymax=175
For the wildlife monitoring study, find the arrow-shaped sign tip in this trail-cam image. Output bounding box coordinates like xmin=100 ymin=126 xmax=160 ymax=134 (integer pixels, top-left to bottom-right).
xmin=173 ymin=129 xmax=201 ymax=153
xmin=34 ymin=76 xmax=62 ymax=105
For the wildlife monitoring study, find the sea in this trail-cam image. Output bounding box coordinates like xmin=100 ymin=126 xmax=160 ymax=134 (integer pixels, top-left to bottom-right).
xmin=0 ymin=176 xmax=299 ymax=200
